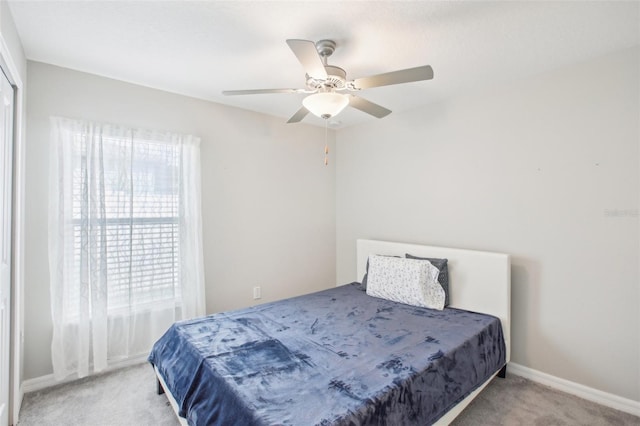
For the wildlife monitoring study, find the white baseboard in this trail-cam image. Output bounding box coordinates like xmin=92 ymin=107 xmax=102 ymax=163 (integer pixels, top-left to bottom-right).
xmin=22 ymin=355 xmax=148 ymax=394
xmin=508 ymin=362 xmax=640 ymax=417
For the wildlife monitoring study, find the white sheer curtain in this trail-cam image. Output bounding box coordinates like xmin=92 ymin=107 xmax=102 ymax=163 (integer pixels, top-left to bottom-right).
xmin=48 ymin=117 xmax=205 ymax=380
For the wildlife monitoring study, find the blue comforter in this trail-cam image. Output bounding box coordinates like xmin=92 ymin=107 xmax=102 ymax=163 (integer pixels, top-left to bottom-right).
xmin=149 ymin=283 xmax=505 ymax=425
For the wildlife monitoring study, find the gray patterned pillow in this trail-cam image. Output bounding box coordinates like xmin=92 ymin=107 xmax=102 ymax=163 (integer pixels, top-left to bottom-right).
xmin=365 ymin=255 xmax=445 ymax=310
xmin=406 ymin=254 xmax=450 ymax=306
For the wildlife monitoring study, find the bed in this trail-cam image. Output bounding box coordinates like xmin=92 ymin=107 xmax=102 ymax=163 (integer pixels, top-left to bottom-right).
xmin=149 ymin=239 xmax=511 ymax=425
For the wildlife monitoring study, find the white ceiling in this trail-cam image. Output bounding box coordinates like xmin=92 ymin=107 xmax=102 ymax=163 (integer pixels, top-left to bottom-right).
xmin=8 ymin=1 xmax=640 ymax=128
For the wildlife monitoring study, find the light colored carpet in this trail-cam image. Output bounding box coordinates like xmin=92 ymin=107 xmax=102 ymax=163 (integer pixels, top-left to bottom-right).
xmin=18 ymin=363 xmax=178 ymax=426
xmin=17 ymin=362 xmax=640 ymax=426
xmin=451 ymin=374 xmax=639 ymax=426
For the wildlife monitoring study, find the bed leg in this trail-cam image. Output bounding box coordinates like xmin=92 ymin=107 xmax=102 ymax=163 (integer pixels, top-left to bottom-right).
xmin=497 ymin=365 xmax=507 ymax=379
xmin=157 ymin=379 xmax=165 ymax=395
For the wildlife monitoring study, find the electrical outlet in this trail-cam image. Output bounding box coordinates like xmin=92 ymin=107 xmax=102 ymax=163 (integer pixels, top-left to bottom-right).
xmin=253 ymin=286 xmax=261 ymax=300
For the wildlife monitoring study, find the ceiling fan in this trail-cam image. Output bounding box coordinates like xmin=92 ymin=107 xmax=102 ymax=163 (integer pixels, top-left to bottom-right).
xmin=222 ymin=39 xmax=434 ymax=123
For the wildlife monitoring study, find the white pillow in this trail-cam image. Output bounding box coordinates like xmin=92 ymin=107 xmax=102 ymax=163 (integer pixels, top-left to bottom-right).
xmin=366 ymin=255 xmax=445 ymax=310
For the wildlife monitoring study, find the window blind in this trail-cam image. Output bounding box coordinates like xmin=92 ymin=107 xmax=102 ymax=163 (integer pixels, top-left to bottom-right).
xmin=70 ymin=134 xmax=181 ymax=316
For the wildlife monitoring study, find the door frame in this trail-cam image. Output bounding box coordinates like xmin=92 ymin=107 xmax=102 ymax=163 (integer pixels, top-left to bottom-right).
xmin=0 ymin=61 xmax=14 ymax=426
xmin=0 ymin=33 xmax=25 ymax=425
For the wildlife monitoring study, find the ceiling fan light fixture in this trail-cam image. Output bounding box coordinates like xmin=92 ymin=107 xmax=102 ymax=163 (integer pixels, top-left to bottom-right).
xmin=303 ymin=92 xmax=349 ymax=119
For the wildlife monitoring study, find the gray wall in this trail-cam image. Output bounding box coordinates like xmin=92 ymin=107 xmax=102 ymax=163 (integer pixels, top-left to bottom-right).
xmin=336 ymin=47 xmax=639 ymax=401
xmin=24 ymin=61 xmax=336 ymax=379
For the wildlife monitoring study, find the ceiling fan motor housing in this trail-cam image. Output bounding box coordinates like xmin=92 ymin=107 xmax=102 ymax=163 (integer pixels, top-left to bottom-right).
xmin=307 ymin=65 xmax=347 ymax=90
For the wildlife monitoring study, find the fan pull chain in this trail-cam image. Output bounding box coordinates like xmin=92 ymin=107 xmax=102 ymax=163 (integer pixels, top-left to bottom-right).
xmin=324 ymin=119 xmax=329 ymax=166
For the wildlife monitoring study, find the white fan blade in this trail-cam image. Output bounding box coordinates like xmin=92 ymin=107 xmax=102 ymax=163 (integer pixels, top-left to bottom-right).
xmin=287 ymin=106 xmax=310 ymax=123
xmin=348 ymin=95 xmax=392 ymax=118
xmin=353 ymin=65 xmax=433 ymax=90
xmin=286 ymin=39 xmax=328 ymax=80
xmin=223 ymin=88 xmax=304 ymax=96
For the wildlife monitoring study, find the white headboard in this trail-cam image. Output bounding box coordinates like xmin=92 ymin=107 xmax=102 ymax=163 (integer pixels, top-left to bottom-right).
xmin=357 ymin=239 xmax=511 ymax=363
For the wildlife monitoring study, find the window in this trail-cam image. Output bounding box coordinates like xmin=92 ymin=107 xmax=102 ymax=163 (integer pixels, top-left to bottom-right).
xmin=70 ymin=137 xmax=181 ymax=316
xmin=49 ymin=117 xmax=205 ymax=379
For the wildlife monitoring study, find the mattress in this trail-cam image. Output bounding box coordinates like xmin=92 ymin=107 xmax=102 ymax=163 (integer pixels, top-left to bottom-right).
xmin=149 ymin=283 xmax=506 ymax=425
